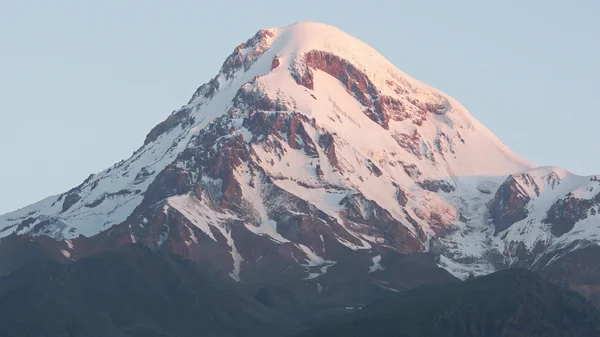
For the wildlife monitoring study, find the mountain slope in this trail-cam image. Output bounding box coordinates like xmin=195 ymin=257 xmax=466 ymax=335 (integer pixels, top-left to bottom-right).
xmin=0 ymin=22 xmax=531 ymax=241
xmin=1 ymin=22 xmax=599 ymax=303
xmin=296 ymin=269 xmax=600 ymax=337
xmin=0 ymin=245 xmax=302 ymax=337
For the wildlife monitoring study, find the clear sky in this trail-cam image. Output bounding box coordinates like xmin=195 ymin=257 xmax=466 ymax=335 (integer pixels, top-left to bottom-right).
xmin=1 ymin=1 xmax=599 ymax=214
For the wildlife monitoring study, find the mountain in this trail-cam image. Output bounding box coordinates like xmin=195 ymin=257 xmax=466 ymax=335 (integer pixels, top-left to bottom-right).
xmin=0 ymin=244 xmax=302 ymax=337
xmin=1 ymin=22 xmax=600 ymax=306
xmin=296 ymin=269 xmax=600 ymax=337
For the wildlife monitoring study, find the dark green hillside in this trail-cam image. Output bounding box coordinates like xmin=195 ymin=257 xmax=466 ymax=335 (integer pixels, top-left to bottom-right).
xmin=297 ymin=269 xmax=600 ymax=337
xmin=0 ymin=244 xmax=302 ymax=337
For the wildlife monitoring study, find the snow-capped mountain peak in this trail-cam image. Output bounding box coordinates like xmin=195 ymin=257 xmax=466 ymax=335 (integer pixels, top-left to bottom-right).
xmin=0 ymin=22 xmax=595 ymax=285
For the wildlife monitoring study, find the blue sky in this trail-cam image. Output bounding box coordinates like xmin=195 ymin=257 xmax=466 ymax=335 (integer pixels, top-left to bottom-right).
xmin=1 ymin=0 xmax=599 ymax=214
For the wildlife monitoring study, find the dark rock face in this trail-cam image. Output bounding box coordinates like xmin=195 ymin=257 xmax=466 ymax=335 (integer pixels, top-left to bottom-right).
xmin=339 ymin=194 xmax=421 ymax=253
xmin=56 ymin=175 xmax=96 ymax=213
xmin=142 ymin=164 xmax=195 ymax=207
xmin=259 ymin=182 xmax=366 ymax=257
xmin=418 ymin=179 xmax=455 ymax=193
xmin=144 ymin=107 xmax=194 ymax=145
xmin=501 ymin=240 xmax=550 ymax=270
xmin=234 ymin=84 xmax=288 ymax=113
xmin=490 ymin=175 xmax=531 ymax=234
xmin=290 ymin=50 xmax=444 ymax=131
xmin=395 ymin=187 xmax=408 ymax=207
xmin=188 ymin=77 xmax=220 ymax=103
xmin=220 ymin=29 xmax=275 ymax=80
xmin=317 ymin=131 xmax=340 ymax=171
xmin=15 ymin=217 xmax=37 ymax=232
xmin=242 ymin=111 xmax=320 ymax=160
xmin=544 ymin=194 xmax=599 ymax=237
xmin=490 ymin=171 xmax=599 ymax=238
xmin=61 ymin=192 xmax=81 ymax=213
xmin=292 ymin=50 xmax=407 ymax=129
xmin=365 ymin=159 xmax=382 ymax=177
xmin=315 ymin=164 xmax=323 ymax=178
xmin=187 ymin=29 xmax=275 ymax=104
xmin=271 ymin=55 xmax=280 ymax=70
xmin=287 ymin=114 xmax=319 ymax=157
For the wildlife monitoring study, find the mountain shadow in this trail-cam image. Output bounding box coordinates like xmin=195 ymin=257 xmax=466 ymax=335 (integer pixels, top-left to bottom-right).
xmin=296 ymin=268 xmax=600 ymax=337
xmin=0 ymin=244 xmax=303 ymax=337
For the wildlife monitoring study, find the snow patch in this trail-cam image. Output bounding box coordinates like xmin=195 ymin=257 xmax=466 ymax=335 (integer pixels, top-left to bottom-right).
xmin=368 ymin=255 xmax=384 ymax=273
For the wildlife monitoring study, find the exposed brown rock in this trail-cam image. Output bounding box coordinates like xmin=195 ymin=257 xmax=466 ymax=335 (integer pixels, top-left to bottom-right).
xmin=318 ymin=131 xmax=341 ymax=171
xmin=287 ymin=114 xmax=319 ymax=157
xmin=142 ymin=164 xmax=194 ymax=206
xmin=490 ymin=175 xmax=531 ymax=234
xmin=377 ymin=96 xmax=408 ymax=121
xmin=365 ymin=159 xmax=382 ymax=177
xmin=544 ymin=194 xmax=598 ymax=237
xmin=396 ymin=187 xmax=408 ymax=207
xmin=418 ymin=179 xmax=456 ymax=193
xmin=233 ymin=82 xmax=290 ymax=113
xmin=292 ymin=50 xmax=390 ymax=129
xmin=271 ymin=56 xmax=280 ymax=70
xmin=220 ymin=29 xmax=275 ymax=80
xmin=392 ymin=130 xmax=422 ymax=159
xmin=339 ymin=194 xmax=422 ymax=253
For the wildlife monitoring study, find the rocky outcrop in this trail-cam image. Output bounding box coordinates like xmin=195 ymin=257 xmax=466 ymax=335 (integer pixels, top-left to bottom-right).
xmin=144 ymin=107 xmax=194 ymax=145
xmin=220 ymin=29 xmax=275 ymax=80
xmin=339 ymin=194 xmax=422 ymax=253
xmin=61 ymin=192 xmax=81 ymax=213
xmin=188 ymin=76 xmax=220 ymax=103
xmin=317 ymin=131 xmax=340 ymax=171
xmin=142 ymin=164 xmax=195 ymax=206
xmin=54 ymin=174 xmax=96 ymax=213
xmin=392 ymin=130 xmax=422 ymax=159
xmin=395 ymin=187 xmax=408 ymax=207
xmin=544 ymin=193 xmax=600 ymax=236
xmin=187 ymin=29 xmax=275 ymax=104
xmin=418 ymin=179 xmax=456 ymax=193
xmin=292 ymin=51 xmax=387 ymax=129
xmin=271 ymin=55 xmax=280 ymax=70
xmin=490 ymin=175 xmax=531 ymax=234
